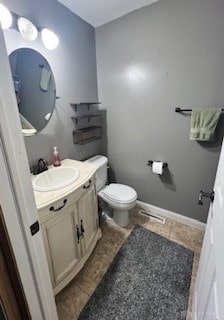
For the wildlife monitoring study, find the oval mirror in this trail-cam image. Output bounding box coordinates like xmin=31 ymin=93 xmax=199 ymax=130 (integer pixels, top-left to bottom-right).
xmin=9 ymin=48 xmax=56 ymax=135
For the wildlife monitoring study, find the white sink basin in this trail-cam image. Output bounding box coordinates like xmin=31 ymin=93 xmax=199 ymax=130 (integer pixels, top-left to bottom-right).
xmin=32 ymin=166 xmax=80 ymax=192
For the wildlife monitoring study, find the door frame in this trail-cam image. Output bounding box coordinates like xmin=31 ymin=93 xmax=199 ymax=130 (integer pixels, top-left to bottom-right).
xmin=0 ymin=29 xmax=58 ymax=319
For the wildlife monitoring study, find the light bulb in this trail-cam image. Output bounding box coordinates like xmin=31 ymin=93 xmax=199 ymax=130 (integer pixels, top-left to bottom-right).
xmin=17 ymin=17 xmax=38 ymax=41
xmin=41 ymin=28 xmax=59 ymax=50
xmin=0 ymin=3 xmax=12 ymax=30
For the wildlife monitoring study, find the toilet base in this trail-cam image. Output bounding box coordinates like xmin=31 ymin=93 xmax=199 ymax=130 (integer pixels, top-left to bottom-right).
xmin=113 ymin=209 xmax=129 ymax=227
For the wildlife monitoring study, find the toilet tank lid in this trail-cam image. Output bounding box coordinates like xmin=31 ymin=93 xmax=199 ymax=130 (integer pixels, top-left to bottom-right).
xmin=84 ymin=155 xmax=108 ymax=168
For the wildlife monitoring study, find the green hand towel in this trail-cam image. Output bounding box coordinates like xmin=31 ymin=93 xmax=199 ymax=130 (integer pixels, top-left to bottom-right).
xmin=190 ymin=108 xmax=222 ymax=141
xmin=40 ymin=67 xmax=51 ymax=91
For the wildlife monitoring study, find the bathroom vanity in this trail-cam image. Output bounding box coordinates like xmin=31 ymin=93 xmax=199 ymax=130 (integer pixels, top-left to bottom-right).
xmin=32 ymin=159 xmax=101 ymax=295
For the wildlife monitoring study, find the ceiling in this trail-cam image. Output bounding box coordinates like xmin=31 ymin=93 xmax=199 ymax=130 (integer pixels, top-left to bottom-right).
xmin=57 ymin=0 xmax=158 ymax=27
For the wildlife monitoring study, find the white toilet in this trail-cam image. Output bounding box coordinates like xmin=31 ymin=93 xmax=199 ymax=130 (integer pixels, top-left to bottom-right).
xmin=85 ymin=155 xmax=137 ymax=227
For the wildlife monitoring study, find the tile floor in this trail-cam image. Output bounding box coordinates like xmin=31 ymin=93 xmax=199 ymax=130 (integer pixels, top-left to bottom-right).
xmin=56 ymin=207 xmax=204 ymax=320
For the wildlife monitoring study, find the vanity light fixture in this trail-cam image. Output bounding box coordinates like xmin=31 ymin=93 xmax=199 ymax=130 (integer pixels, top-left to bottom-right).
xmin=17 ymin=17 xmax=38 ymax=41
xmin=0 ymin=2 xmax=59 ymax=49
xmin=41 ymin=28 xmax=59 ymax=50
xmin=0 ymin=3 xmax=12 ymax=29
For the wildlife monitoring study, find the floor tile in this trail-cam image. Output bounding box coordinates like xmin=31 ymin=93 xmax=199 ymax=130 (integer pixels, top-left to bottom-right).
xmin=170 ymin=221 xmax=204 ymax=251
xmin=80 ymin=252 xmax=111 ymax=283
xmin=73 ymin=273 xmax=98 ymax=297
xmin=93 ymin=239 xmax=122 ymax=264
xmin=56 ymin=285 xmax=89 ymax=320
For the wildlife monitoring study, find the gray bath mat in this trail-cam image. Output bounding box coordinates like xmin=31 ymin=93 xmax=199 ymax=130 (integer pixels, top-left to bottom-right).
xmin=78 ymin=226 xmax=194 ymax=320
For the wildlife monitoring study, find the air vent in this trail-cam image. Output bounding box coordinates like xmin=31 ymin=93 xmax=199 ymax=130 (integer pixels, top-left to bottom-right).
xmin=138 ymin=209 xmax=166 ymax=224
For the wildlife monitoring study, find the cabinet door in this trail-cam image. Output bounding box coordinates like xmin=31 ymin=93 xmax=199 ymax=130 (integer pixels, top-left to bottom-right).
xmin=78 ymin=185 xmax=98 ymax=255
xmin=43 ymin=204 xmax=81 ymax=287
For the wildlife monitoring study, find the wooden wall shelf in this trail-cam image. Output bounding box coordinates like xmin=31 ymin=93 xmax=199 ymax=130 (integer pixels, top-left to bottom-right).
xmin=73 ymin=126 xmax=102 ymax=145
xmin=71 ymin=114 xmax=101 ymax=124
xmin=71 ymin=101 xmax=103 ymax=144
xmin=70 ymin=102 xmax=101 ymax=111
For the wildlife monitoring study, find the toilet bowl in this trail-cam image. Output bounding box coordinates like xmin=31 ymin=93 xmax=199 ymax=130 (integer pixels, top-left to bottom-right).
xmin=98 ymin=183 xmax=137 ymax=227
xmin=85 ymin=155 xmax=137 ymax=227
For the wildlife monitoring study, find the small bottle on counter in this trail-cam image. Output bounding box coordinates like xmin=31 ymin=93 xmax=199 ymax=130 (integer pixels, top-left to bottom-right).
xmin=53 ymin=146 xmax=61 ymax=166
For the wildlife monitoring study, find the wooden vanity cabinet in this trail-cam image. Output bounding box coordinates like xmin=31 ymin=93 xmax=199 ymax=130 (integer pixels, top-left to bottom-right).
xmin=39 ymin=177 xmax=101 ymax=295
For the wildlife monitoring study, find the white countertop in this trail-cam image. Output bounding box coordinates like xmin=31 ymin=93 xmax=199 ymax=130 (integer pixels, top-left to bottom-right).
xmin=32 ymin=158 xmax=97 ymax=210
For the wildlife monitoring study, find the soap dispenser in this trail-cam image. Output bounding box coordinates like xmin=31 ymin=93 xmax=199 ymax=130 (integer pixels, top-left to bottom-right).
xmin=53 ymin=146 xmax=61 ymax=166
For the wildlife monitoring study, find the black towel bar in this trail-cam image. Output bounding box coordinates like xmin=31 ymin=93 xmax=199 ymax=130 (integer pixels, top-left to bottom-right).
xmin=175 ymin=107 xmax=224 ymax=113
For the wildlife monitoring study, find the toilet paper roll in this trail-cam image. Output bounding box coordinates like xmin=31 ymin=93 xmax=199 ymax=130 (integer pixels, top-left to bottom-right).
xmin=152 ymin=162 xmax=164 ymax=175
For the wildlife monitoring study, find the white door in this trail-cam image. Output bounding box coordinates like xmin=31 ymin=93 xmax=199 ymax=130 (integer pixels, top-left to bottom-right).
xmin=193 ymin=140 xmax=224 ymax=319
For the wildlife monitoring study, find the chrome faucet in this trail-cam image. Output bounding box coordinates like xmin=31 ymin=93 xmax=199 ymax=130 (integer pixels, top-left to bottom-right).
xmin=32 ymin=158 xmax=48 ymax=175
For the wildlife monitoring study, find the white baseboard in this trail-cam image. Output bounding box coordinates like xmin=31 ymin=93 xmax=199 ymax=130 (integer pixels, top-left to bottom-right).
xmin=136 ymin=200 xmax=206 ymax=231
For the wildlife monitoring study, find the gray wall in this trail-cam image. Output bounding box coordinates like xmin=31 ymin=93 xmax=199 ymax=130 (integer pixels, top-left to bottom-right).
xmin=96 ymin=0 xmax=224 ymax=222
xmin=3 ymin=0 xmax=104 ymax=166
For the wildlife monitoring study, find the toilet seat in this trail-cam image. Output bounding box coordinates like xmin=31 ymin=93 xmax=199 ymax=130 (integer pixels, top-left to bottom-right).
xmin=101 ymin=183 xmax=137 ymax=204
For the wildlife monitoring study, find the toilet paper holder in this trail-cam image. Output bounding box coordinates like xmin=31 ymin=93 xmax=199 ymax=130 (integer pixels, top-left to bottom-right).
xmin=147 ymin=160 xmax=168 ymax=169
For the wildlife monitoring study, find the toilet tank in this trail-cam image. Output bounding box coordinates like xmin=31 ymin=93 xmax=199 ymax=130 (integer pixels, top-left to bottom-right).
xmin=85 ymin=155 xmax=108 ymax=192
